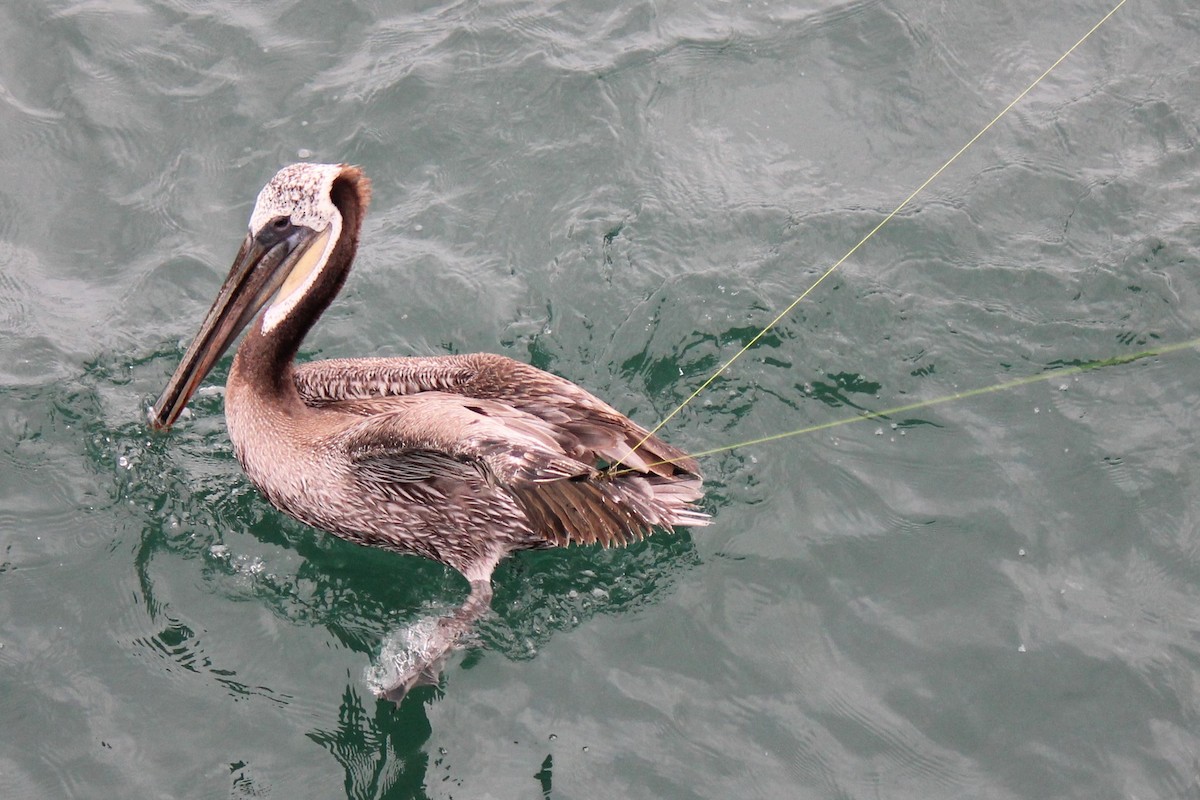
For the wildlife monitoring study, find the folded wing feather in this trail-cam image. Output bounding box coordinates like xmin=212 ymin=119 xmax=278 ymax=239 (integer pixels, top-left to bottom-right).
xmin=294 ymin=353 xmax=699 ymax=477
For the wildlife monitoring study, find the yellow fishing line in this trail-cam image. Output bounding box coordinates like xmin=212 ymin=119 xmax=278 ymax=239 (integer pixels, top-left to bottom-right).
xmin=610 ymin=335 xmax=1200 ymax=476
xmin=612 ymin=0 xmax=1130 ymax=471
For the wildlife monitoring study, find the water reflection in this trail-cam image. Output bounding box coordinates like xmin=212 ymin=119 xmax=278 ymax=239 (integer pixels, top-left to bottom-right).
xmin=307 ymin=683 xmax=433 ymax=800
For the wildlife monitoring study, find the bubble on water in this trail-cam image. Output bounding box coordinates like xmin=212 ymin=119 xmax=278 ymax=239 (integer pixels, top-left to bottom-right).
xmin=1017 ymin=644 xmax=1027 ymax=653
xmin=297 ymin=148 xmax=313 ymax=159
xmin=209 ymin=544 xmax=230 ymax=560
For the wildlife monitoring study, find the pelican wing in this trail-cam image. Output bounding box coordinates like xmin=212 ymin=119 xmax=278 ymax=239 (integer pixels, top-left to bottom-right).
xmin=336 ymin=392 xmax=707 ymax=548
xmin=339 ymin=392 xmax=588 ymax=483
xmin=294 ymin=353 xmax=698 ymax=477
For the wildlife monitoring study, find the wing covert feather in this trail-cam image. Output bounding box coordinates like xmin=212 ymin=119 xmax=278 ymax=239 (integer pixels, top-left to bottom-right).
xmin=332 ymin=390 xmax=707 ymax=549
xmin=296 ymin=353 xmax=698 ymax=477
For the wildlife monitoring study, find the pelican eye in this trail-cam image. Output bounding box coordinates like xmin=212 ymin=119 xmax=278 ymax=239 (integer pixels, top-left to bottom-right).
xmin=256 ymin=216 xmax=295 ymax=246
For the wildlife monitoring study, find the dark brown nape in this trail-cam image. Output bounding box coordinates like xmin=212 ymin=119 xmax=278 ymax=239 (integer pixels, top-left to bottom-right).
xmin=319 ymin=165 xmax=371 ymax=311
xmin=334 ymin=165 xmax=372 ymax=215
xmin=314 ymin=165 xmax=374 ymax=321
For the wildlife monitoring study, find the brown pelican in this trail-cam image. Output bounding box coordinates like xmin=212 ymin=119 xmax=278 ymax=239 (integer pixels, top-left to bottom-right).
xmin=151 ymin=163 xmax=708 ymax=700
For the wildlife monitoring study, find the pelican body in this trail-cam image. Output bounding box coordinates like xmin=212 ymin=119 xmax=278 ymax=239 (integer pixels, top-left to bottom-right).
xmin=151 ymin=163 xmax=707 ymax=699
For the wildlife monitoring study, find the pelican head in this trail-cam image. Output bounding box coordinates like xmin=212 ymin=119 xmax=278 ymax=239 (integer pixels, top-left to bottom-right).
xmin=151 ymin=162 xmax=371 ymax=429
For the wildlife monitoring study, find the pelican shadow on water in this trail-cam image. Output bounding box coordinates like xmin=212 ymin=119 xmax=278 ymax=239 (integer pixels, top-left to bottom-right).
xmin=151 ymin=163 xmax=708 ymax=701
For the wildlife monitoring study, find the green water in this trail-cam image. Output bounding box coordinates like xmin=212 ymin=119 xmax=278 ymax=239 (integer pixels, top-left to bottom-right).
xmin=3 ymin=0 xmax=1199 ymax=797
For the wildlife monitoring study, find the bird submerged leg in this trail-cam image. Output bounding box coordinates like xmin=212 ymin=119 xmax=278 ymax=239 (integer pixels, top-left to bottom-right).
xmin=368 ymin=577 xmax=495 ymax=704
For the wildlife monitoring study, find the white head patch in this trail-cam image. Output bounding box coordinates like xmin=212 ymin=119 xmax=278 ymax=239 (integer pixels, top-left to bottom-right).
xmin=249 ymin=162 xmax=344 ymax=234
xmin=252 ymin=163 xmax=347 ymax=333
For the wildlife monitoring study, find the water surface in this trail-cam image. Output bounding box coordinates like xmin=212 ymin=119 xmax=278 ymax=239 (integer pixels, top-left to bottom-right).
xmin=2 ymin=0 xmax=1199 ymax=797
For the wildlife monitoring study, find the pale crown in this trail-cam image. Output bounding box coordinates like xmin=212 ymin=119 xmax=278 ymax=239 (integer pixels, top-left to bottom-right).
xmin=249 ymin=162 xmax=344 ymax=234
